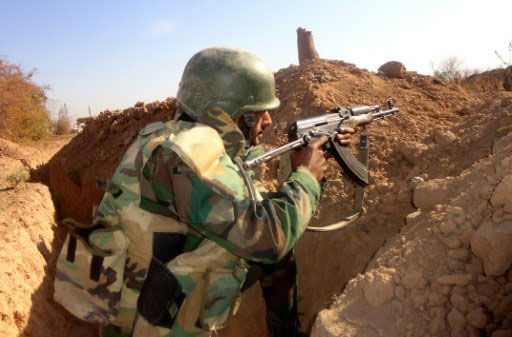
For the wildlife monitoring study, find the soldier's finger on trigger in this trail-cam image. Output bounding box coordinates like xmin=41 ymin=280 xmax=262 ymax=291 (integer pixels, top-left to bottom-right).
xmin=311 ymin=135 xmax=328 ymax=148
xmin=336 ymin=133 xmax=351 ymax=140
xmin=339 ymin=127 xmax=355 ymax=134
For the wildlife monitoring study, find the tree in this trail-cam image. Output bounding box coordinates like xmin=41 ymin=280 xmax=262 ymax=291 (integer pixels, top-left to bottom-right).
xmin=431 ymin=56 xmax=464 ymax=82
xmin=495 ymin=40 xmax=512 ymax=67
xmin=54 ymin=105 xmax=72 ymax=135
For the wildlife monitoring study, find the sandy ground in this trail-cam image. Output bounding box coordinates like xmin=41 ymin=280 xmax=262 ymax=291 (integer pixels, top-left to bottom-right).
xmin=0 ymin=136 xmax=97 ymax=337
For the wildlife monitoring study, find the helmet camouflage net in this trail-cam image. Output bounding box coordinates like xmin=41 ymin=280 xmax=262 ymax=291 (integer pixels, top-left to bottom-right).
xmin=177 ymin=47 xmax=280 ymax=120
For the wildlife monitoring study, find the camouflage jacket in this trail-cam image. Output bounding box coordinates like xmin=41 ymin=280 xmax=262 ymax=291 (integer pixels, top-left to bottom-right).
xmin=97 ymin=108 xmax=322 ymax=264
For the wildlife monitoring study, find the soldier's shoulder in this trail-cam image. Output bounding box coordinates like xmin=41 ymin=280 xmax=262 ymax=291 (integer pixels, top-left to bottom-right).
xmin=162 ymin=121 xmax=226 ymax=180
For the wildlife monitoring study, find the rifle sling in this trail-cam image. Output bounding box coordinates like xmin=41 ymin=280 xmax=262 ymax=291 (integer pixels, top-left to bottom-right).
xmin=306 ymin=130 xmax=368 ymax=232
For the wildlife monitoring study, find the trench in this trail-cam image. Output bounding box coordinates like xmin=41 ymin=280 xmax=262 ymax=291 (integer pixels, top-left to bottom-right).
xmin=3 ymin=61 xmax=512 ymax=337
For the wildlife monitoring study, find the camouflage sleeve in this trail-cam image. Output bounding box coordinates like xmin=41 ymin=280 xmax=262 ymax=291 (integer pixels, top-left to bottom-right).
xmin=168 ymin=154 xmax=321 ymax=264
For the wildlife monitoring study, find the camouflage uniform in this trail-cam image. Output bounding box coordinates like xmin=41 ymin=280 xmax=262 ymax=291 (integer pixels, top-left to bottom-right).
xmin=92 ymin=105 xmax=321 ymax=336
xmin=55 ymin=47 xmax=320 ymax=337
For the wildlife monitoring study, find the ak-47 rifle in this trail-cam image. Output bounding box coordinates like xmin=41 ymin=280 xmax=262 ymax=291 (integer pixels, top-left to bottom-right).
xmin=235 ymin=98 xmax=398 ymax=231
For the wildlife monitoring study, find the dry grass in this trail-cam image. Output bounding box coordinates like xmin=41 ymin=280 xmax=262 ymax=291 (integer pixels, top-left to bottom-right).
xmin=5 ymin=168 xmax=30 ymax=189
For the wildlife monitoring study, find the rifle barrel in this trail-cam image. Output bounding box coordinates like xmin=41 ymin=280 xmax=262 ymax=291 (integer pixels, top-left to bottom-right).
xmin=351 ymin=105 xmax=379 ymax=115
xmin=372 ymin=108 xmax=398 ymax=120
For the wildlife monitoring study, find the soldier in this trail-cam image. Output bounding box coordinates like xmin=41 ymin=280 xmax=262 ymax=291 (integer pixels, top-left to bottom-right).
xmin=95 ymin=47 xmax=356 ymax=337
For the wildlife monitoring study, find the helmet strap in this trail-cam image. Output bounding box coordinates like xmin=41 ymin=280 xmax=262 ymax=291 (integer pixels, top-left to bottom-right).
xmin=175 ymin=108 xmax=195 ymax=122
xmin=240 ymin=112 xmax=256 ymax=148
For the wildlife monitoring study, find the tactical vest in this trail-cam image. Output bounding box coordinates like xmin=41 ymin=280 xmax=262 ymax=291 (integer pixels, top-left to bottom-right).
xmin=54 ymin=121 xmax=249 ymax=334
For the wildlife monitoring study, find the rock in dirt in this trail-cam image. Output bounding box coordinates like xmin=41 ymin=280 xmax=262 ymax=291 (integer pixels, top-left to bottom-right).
xmin=403 ymin=271 xmax=427 ymax=289
xmin=429 ymin=307 xmax=448 ymax=335
xmin=436 ymin=274 xmax=473 ymax=286
xmin=466 ymin=307 xmax=488 ymax=329
xmin=413 ymin=179 xmax=450 ymax=210
xmin=439 ymin=220 xmax=457 ymax=235
xmin=361 ymin=269 xmax=394 ymax=307
xmin=491 ymin=175 xmax=512 ymax=209
xmin=378 ymin=61 xmax=407 ymax=79
xmin=492 ymin=330 xmax=512 ymax=337
xmin=447 ymin=308 xmax=466 ymax=329
xmin=471 ymin=221 xmax=512 ymax=276
xmin=400 ymin=142 xmax=429 ymax=166
xmin=433 ymin=127 xmax=458 ymax=146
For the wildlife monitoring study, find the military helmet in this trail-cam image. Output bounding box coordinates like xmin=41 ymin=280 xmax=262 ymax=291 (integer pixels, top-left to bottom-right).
xmin=177 ymin=47 xmax=280 ymax=120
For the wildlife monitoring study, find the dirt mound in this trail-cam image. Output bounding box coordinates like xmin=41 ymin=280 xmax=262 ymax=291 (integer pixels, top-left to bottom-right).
xmin=254 ymin=59 xmax=509 ymax=336
xmin=48 ymin=98 xmax=177 ymax=223
xmin=312 ymin=131 xmax=512 ymax=337
xmin=462 ymin=66 xmax=512 ymax=93
xmin=266 ymin=58 xmax=487 ymax=228
xmin=0 ymin=138 xmax=96 ymax=337
xmin=45 ymin=59 xmax=512 ymax=336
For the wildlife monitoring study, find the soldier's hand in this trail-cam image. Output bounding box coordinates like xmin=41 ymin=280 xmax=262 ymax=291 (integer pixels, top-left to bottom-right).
xmin=335 ymin=127 xmax=358 ymax=146
xmin=290 ymin=136 xmax=328 ymax=182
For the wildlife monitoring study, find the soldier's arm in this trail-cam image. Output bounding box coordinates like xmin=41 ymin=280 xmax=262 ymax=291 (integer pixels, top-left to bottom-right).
xmin=169 ymin=155 xmax=321 ymax=264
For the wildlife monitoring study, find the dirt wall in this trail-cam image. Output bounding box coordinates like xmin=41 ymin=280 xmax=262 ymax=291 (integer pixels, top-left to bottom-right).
xmin=462 ymin=66 xmax=512 ymax=93
xmin=312 ymin=130 xmax=512 ymax=337
xmin=0 ymin=137 xmax=96 ymax=337
xmin=48 ymin=99 xmax=177 ymax=223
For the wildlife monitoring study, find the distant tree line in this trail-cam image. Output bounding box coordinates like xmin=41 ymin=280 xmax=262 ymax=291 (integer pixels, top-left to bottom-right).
xmin=431 ymin=56 xmax=481 ymax=82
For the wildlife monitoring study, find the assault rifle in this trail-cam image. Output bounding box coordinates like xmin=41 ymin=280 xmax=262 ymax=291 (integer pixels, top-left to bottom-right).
xmin=235 ymin=98 xmax=398 ymax=231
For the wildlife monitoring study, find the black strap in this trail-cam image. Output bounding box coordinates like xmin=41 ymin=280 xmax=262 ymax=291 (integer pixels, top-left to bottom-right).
xmin=177 ymin=112 xmax=195 ymax=122
xmin=66 ymin=236 xmax=77 ymax=262
xmin=137 ymin=257 xmax=185 ymax=328
xmin=240 ymin=112 xmax=256 ymax=149
xmin=137 ymin=232 xmax=187 ymax=328
xmin=90 ymin=255 xmax=104 ymax=282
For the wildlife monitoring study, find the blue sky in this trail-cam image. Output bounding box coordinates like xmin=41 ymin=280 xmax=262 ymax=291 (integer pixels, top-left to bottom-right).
xmin=1 ymin=0 xmax=511 ymax=120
